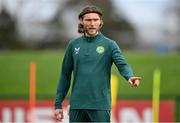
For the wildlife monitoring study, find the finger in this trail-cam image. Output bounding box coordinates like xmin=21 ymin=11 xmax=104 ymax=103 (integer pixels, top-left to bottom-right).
xmin=55 ymin=114 xmax=62 ymax=122
xmin=60 ymin=112 xmax=64 ymax=121
xmin=54 ymin=113 xmax=58 ymax=120
xmin=130 ymin=81 xmax=136 ymax=87
xmin=56 ymin=119 xmax=62 ymax=122
xmin=55 ymin=117 xmax=60 ymax=122
xmin=133 ymin=78 xmax=141 ymax=82
xmin=134 ymin=83 xmax=138 ymax=87
xmin=61 ymin=113 xmax=64 ymax=120
xmin=54 ymin=111 xmax=60 ymax=116
xmin=57 ymin=114 xmax=61 ymax=119
xmin=134 ymin=80 xmax=140 ymax=86
xmin=128 ymin=80 xmax=133 ymax=85
xmin=56 ymin=115 xmax=62 ymax=122
xmin=135 ymin=77 xmax=142 ymax=80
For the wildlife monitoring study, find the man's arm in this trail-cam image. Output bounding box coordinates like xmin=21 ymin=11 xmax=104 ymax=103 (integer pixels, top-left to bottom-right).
xmin=54 ymin=41 xmax=73 ymax=121
xmin=111 ymin=41 xmax=141 ymax=86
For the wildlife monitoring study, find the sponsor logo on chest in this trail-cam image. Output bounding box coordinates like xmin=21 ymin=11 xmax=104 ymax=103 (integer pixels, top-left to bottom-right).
xmin=74 ymin=47 xmax=80 ymax=54
xmin=74 ymin=46 xmax=105 ymax=55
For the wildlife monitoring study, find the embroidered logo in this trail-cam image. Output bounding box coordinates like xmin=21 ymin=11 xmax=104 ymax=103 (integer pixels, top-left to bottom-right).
xmin=75 ymin=47 xmax=80 ymax=54
xmin=96 ymin=46 xmax=104 ymax=54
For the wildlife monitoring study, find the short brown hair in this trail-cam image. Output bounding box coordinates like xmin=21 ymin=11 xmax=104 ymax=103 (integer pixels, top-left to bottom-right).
xmin=78 ymin=6 xmax=103 ymax=33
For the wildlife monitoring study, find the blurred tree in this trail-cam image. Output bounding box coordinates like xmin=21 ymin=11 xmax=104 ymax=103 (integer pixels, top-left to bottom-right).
xmin=165 ymin=0 xmax=180 ymax=52
xmin=61 ymin=0 xmax=136 ymax=49
xmin=0 ymin=0 xmax=137 ymax=50
xmin=0 ymin=7 xmax=25 ymax=49
xmin=173 ymin=0 xmax=180 ymax=52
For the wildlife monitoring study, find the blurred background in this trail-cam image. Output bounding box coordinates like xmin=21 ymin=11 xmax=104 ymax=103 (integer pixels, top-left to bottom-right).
xmin=0 ymin=0 xmax=180 ymax=122
xmin=0 ymin=0 xmax=180 ymax=51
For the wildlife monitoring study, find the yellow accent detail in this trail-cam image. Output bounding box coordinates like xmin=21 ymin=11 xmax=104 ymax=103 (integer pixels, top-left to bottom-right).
xmin=111 ymin=74 xmax=118 ymax=108
xmin=111 ymin=74 xmax=118 ymax=122
xmin=152 ymin=69 xmax=161 ymax=122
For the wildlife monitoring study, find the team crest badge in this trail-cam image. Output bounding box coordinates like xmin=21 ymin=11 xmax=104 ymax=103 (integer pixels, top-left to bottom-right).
xmin=96 ymin=46 xmax=105 ymax=54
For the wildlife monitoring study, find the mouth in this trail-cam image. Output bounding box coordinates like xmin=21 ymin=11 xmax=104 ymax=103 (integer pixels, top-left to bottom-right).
xmin=89 ymin=27 xmax=96 ymax=29
xmin=89 ymin=28 xmax=96 ymax=31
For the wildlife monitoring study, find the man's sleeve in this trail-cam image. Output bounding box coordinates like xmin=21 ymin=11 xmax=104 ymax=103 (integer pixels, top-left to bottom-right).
xmin=55 ymin=41 xmax=73 ymax=109
xmin=111 ymin=41 xmax=134 ymax=81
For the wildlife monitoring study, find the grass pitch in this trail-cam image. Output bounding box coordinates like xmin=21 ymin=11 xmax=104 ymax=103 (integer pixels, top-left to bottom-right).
xmin=0 ymin=51 xmax=179 ymax=100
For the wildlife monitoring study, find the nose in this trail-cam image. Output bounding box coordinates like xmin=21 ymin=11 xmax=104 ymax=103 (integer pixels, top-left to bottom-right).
xmin=90 ymin=20 xmax=95 ymax=25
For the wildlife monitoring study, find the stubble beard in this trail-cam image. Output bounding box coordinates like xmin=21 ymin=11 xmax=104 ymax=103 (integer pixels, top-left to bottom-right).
xmin=85 ymin=27 xmax=100 ymax=36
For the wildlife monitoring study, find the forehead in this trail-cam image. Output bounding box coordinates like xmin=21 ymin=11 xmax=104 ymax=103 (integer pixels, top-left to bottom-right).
xmin=83 ymin=13 xmax=100 ymax=19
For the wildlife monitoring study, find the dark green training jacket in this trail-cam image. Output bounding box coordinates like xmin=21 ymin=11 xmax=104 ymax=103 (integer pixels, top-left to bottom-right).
xmin=55 ymin=32 xmax=134 ymax=110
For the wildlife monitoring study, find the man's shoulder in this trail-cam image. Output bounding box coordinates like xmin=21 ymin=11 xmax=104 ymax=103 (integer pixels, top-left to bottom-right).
xmin=68 ymin=35 xmax=84 ymax=45
xmin=101 ymin=34 xmax=116 ymax=44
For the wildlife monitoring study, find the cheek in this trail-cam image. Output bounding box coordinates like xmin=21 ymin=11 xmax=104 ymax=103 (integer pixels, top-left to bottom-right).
xmin=95 ymin=22 xmax=101 ymax=26
xmin=83 ymin=23 xmax=90 ymax=28
xmin=96 ymin=23 xmax=101 ymax=28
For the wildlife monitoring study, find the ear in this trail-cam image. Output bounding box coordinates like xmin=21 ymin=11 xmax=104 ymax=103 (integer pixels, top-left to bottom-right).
xmin=79 ymin=18 xmax=83 ymax=24
xmin=100 ymin=20 xmax=104 ymax=28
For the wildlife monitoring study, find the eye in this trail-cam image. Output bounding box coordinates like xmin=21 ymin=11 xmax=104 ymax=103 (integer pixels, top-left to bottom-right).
xmin=93 ymin=19 xmax=99 ymax=21
xmin=85 ymin=19 xmax=92 ymax=22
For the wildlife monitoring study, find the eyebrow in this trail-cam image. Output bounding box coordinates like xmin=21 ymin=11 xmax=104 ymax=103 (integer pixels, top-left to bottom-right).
xmin=84 ymin=18 xmax=100 ymax=21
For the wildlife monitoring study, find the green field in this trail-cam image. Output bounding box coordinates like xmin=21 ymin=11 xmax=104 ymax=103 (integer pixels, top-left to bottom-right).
xmin=0 ymin=51 xmax=180 ymax=100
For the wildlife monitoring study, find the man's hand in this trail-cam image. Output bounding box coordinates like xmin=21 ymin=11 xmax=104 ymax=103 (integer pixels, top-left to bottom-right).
xmin=128 ymin=77 xmax=141 ymax=87
xmin=54 ymin=109 xmax=64 ymax=122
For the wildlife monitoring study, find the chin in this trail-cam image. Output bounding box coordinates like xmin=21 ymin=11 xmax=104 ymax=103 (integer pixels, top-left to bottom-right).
xmin=90 ymin=33 xmax=96 ymax=35
xmin=89 ymin=31 xmax=97 ymax=36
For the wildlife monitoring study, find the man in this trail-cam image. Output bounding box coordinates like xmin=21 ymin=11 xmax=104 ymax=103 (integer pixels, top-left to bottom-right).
xmin=54 ymin=6 xmax=141 ymax=122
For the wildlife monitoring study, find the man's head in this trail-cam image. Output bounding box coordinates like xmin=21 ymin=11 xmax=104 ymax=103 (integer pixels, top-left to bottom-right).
xmin=78 ymin=6 xmax=103 ymax=36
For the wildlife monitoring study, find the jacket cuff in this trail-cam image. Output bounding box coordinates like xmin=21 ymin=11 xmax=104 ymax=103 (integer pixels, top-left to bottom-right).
xmin=55 ymin=104 xmax=62 ymax=109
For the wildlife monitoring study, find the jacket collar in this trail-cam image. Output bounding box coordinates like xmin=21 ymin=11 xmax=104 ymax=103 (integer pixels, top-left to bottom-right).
xmin=83 ymin=32 xmax=102 ymax=42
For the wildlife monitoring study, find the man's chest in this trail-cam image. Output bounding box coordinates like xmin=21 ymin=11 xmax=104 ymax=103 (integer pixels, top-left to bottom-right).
xmin=72 ymin=41 xmax=110 ymax=62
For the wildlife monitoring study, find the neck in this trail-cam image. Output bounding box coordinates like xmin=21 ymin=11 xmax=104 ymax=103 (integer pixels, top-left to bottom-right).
xmin=85 ymin=32 xmax=99 ymax=37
